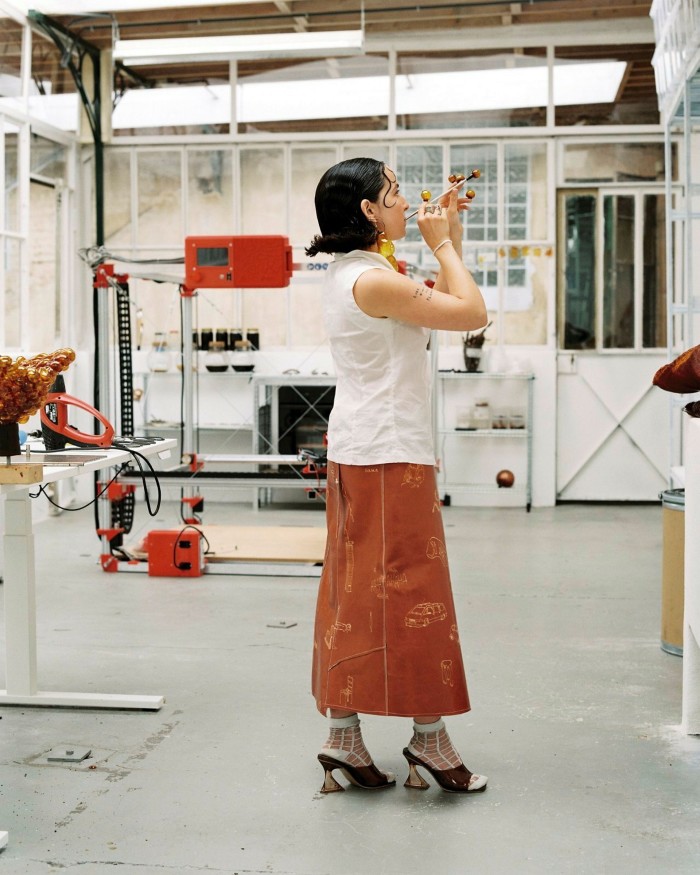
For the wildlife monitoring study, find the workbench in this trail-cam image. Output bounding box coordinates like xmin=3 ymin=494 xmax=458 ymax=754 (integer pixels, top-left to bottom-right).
xmin=0 ymin=439 xmax=175 ymax=710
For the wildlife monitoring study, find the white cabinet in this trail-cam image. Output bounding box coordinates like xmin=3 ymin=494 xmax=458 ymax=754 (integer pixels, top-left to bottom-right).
xmin=436 ymin=372 xmax=534 ymax=510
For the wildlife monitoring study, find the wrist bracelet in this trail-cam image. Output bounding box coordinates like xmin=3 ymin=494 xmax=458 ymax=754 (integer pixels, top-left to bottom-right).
xmin=432 ymin=238 xmax=452 ymax=256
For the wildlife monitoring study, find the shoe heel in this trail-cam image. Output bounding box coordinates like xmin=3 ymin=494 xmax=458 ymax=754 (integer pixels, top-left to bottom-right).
xmin=319 ymin=763 xmax=344 ymax=793
xmin=404 ymin=761 xmax=430 ymax=790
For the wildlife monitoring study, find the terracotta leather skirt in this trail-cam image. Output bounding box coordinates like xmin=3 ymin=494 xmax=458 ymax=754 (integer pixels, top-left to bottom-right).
xmin=312 ymin=461 xmax=470 ymax=717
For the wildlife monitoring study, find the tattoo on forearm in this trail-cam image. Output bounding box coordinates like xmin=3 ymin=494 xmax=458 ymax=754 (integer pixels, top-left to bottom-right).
xmin=412 ymin=285 xmax=434 ymax=301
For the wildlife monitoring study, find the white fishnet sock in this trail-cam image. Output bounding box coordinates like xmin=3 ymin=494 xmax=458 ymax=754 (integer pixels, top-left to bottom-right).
xmin=321 ymin=715 xmax=373 ymax=768
xmin=408 ymin=719 xmax=463 ymax=770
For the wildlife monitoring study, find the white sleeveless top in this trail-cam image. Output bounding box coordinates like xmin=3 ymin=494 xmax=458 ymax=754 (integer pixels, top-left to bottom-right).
xmin=323 ymin=249 xmax=435 ymax=466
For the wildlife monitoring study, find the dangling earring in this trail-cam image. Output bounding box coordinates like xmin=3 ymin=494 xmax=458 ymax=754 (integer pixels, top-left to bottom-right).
xmin=376 ymin=225 xmax=399 ymax=271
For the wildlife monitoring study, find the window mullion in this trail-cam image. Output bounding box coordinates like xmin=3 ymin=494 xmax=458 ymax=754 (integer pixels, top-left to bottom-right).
xmin=596 ymin=191 xmax=604 ymax=352
xmin=634 ymin=192 xmax=644 ymax=350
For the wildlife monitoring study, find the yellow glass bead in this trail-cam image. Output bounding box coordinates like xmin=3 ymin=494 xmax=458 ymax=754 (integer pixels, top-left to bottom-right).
xmin=466 ymin=189 xmax=476 ymax=199
xmin=472 ymin=169 xmax=481 ymax=178
xmin=421 ymin=190 xmax=432 ymax=202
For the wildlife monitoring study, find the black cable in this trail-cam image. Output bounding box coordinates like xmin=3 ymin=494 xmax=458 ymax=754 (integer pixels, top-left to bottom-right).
xmin=171 ymin=524 xmax=212 ymax=571
xmin=30 ymin=465 xmax=126 ymax=510
xmin=29 ymin=445 xmax=162 ymax=518
xmin=111 ymin=444 xmax=162 ymax=517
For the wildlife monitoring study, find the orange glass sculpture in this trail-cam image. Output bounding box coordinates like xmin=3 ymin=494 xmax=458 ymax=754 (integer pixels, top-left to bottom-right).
xmin=0 ymin=348 xmax=75 ymax=457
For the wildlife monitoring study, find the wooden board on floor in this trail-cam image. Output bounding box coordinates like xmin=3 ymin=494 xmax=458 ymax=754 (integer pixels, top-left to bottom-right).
xmin=198 ymin=525 xmax=327 ymax=564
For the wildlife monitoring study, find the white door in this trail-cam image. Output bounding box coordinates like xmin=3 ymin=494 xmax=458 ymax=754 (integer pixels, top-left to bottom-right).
xmin=556 ymin=188 xmax=669 ymax=500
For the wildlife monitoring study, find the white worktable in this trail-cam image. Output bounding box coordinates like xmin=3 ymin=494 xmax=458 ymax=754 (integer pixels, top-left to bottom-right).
xmin=0 ymin=440 xmax=175 ymax=853
xmin=0 ymin=440 xmax=175 ymax=710
xmin=683 ymin=416 xmax=700 ymax=734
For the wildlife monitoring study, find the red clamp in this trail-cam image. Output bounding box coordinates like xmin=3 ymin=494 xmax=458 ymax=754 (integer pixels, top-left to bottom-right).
xmin=100 ymin=554 xmax=120 ymax=573
xmin=181 ymin=495 xmax=204 ymax=524
xmin=97 ymin=527 xmax=125 ymax=573
xmin=106 ymin=482 xmax=136 ymax=502
xmin=93 ymin=263 xmax=129 ymax=288
xmin=182 ymin=453 xmax=204 ymax=473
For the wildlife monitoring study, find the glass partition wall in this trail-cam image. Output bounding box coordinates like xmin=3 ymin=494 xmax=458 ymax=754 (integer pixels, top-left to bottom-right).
xmin=99 ymin=139 xmax=556 ymax=353
xmin=558 ymin=141 xmax=671 ymax=352
xmin=1 ymin=4 xmax=667 ymax=363
xmin=1 ymin=8 xmax=77 ymax=353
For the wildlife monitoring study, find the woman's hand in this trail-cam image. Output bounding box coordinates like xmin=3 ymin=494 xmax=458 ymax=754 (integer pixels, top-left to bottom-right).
xmin=416 ymin=201 xmax=452 ymax=253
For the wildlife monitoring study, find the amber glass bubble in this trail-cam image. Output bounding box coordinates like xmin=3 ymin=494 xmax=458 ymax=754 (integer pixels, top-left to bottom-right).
xmin=0 ymin=348 xmax=76 ymax=425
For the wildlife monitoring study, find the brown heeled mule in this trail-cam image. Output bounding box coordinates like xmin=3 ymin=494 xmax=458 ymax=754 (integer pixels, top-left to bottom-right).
xmin=318 ymin=753 xmax=396 ymax=793
xmin=402 ymin=747 xmax=488 ymax=793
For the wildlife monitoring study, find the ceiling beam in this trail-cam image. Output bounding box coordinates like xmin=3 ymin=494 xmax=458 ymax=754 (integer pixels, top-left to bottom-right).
xmin=365 ymin=17 xmax=654 ymax=52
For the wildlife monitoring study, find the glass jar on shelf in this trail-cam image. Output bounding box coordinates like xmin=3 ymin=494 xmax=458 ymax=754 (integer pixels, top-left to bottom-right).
xmin=471 ymin=399 xmax=491 ymax=430
xmin=509 ymin=408 xmax=526 ymax=429
xmin=492 ymin=408 xmax=510 ymax=430
xmin=246 ymin=327 xmax=260 ymax=351
xmin=204 ymin=341 xmax=228 ymax=372
xmin=147 ymin=333 xmax=171 ymax=372
xmin=199 ymin=328 xmax=214 ymax=351
xmin=231 ymin=338 xmax=255 ymax=373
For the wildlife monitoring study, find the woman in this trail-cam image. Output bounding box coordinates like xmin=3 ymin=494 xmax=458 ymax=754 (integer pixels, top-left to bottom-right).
xmin=306 ymin=158 xmax=488 ymax=795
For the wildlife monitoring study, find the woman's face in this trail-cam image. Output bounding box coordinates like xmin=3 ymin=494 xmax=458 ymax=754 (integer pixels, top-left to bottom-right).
xmin=367 ymin=166 xmax=409 ymax=242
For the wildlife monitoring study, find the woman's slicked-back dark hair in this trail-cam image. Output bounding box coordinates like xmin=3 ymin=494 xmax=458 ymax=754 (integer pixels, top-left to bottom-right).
xmin=305 ymin=157 xmax=386 ymax=256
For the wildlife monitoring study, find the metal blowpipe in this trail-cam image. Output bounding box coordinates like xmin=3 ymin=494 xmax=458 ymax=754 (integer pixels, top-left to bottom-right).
xmin=406 ymin=169 xmax=481 ymax=220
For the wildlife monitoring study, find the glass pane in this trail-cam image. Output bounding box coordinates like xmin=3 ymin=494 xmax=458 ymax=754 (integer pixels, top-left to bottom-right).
xmin=643 ymin=194 xmax=666 ymax=348
xmin=30 ymin=134 xmax=66 ymax=179
xmin=4 ymin=236 xmax=21 ymax=347
xmin=563 ymin=143 xmax=666 ymax=184
xmin=187 ymin=149 xmax=233 ymax=235
xmin=240 ymin=147 xmax=284 ymax=236
xmin=466 ymin=246 xmax=499 ymax=311
xmin=504 ymin=246 xmax=550 ymax=345
xmin=4 ymin=128 xmax=19 ymax=233
xmin=290 ymin=148 xmax=336 ymax=248
xmin=449 ymin=144 xmax=498 ymax=244
xmin=397 ymin=50 xmax=547 ymax=129
xmin=136 ymin=151 xmax=182 ymax=246
xmin=0 ymin=18 xmax=24 ymax=113
xmin=237 ymin=55 xmax=389 ymax=134
xmin=505 ymin=142 xmax=547 ymax=241
xmin=603 ymin=195 xmax=635 ymax=349
xmin=554 ymin=44 xmax=658 ymax=126
xmin=395 ymin=145 xmax=442 ymax=244
xmin=562 ymin=194 xmax=596 ymax=350
xmin=341 ymin=143 xmax=390 ymax=163
xmin=29 ymin=180 xmax=58 ymax=348
xmin=286 ymin=147 xmax=338 ymax=348
xmin=104 ymin=149 xmax=131 ymax=246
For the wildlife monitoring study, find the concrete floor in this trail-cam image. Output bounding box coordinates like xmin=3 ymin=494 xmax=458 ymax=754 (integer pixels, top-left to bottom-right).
xmin=1 ymin=500 xmax=699 ymax=874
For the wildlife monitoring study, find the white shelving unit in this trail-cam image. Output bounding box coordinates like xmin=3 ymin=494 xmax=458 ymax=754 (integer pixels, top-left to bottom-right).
xmin=137 ymin=369 xmax=255 ymax=442
xmin=437 ymin=372 xmax=534 ymax=511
